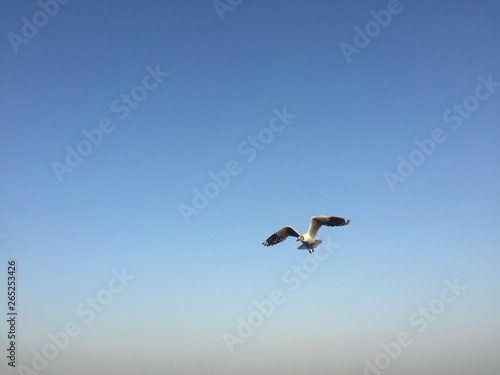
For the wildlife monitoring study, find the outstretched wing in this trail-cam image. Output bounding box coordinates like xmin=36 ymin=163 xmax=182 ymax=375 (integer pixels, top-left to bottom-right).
xmin=262 ymin=226 xmax=300 ymax=247
xmin=307 ymin=216 xmax=350 ymax=238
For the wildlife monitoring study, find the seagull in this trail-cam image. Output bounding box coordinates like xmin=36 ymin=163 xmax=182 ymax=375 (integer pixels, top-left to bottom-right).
xmin=262 ymin=216 xmax=350 ymax=253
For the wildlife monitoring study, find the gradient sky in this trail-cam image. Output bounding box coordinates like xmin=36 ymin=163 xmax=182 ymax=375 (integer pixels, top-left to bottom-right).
xmin=1 ymin=1 xmax=499 ymax=374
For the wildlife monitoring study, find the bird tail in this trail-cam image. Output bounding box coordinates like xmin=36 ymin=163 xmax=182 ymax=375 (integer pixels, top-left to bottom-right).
xmin=313 ymin=240 xmax=322 ymax=248
xmin=297 ymin=240 xmax=322 ymax=250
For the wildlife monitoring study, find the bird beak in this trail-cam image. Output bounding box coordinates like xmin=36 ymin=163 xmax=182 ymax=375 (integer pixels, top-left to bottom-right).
xmin=296 ymin=238 xmax=299 ymax=241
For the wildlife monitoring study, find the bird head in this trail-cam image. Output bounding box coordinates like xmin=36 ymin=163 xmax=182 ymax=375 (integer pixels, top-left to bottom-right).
xmin=297 ymin=235 xmax=304 ymax=242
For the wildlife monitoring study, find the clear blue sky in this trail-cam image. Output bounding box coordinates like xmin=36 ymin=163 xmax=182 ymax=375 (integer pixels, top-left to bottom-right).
xmin=1 ymin=1 xmax=499 ymax=374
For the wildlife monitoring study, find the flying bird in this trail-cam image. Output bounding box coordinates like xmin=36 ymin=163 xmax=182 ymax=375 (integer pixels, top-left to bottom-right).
xmin=262 ymin=216 xmax=350 ymax=253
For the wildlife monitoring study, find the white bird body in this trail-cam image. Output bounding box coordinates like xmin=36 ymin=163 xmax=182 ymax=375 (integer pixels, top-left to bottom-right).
xmin=301 ymin=233 xmax=314 ymax=244
xmin=262 ymin=215 xmax=350 ymax=253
